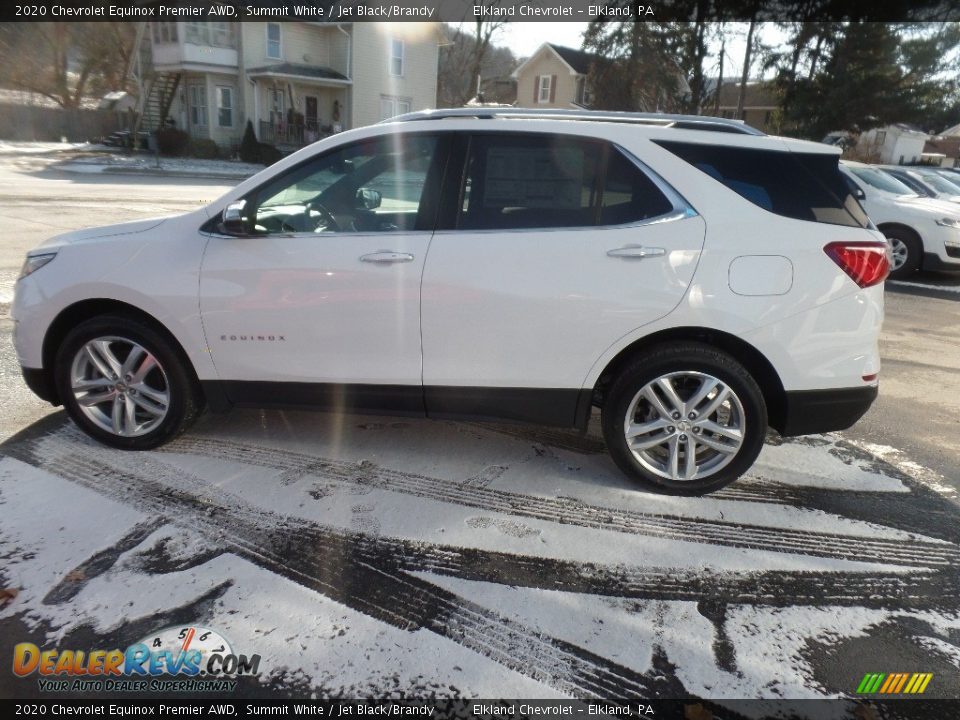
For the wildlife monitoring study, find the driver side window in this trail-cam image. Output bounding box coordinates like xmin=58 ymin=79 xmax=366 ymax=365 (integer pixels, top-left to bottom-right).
xmin=251 ymin=134 xmax=440 ymax=235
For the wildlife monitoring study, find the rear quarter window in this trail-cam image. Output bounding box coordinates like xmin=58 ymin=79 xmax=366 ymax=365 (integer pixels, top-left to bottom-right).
xmin=655 ymin=140 xmax=869 ymax=229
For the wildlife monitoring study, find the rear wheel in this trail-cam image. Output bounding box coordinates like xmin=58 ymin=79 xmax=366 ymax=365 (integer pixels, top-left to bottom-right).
xmin=601 ymin=343 xmax=767 ymax=495
xmin=884 ymin=228 xmax=921 ymax=279
xmin=54 ymin=315 xmax=202 ymax=449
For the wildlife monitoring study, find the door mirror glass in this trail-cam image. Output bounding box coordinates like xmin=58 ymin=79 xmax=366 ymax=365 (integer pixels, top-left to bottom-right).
xmin=221 ymin=201 xmax=249 ymax=235
xmin=356 ymin=187 xmax=382 ymax=210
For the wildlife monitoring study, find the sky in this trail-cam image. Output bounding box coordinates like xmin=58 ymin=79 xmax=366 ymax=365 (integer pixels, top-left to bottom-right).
xmin=494 ymin=22 xmax=785 ymax=81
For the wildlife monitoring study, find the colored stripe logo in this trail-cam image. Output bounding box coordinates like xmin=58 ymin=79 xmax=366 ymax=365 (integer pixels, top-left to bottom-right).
xmin=857 ymin=673 xmax=933 ymax=694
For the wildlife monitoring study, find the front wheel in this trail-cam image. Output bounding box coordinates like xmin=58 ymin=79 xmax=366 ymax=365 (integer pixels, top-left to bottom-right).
xmin=54 ymin=315 xmax=202 ymax=450
xmin=601 ymin=343 xmax=767 ymax=495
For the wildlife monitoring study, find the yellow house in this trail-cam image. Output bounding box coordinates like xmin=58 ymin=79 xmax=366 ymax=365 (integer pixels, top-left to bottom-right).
xmin=141 ymin=21 xmax=439 ymax=151
xmin=512 ymin=43 xmax=595 ymax=110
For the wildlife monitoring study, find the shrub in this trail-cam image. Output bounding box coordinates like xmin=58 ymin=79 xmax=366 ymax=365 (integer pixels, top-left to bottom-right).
xmin=239 ymin=120 xmax=259 ymax=163
xmin=188 ymin=138 xmax=221 ymax=159
xmin=258 ymin=143 xmax=283 ymax=166
xmin=155 ymin=127 xmax=190 ymax=157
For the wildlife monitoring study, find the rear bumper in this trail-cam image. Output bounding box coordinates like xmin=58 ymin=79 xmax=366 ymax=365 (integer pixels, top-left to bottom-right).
xmin=21 ymin=366 xmax=60 ymax=406
xmin=777 ymin=385 xmax=877 ymax=437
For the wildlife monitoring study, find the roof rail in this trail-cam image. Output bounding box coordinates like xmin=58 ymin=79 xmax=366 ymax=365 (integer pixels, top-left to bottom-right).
xmin=382 ymin=107 xmax=765 ymax=136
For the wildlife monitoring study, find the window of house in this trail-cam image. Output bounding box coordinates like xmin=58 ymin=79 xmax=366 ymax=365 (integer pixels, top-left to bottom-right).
xmin=267 ymin=23 xmax=282 ymax=59
xmin=188 ymin=85 xmax=208 ymax=127
xmin=186 ymin=22 xmax=210 ymax=45
xmin=575 ymin=77 xmax=593 ymax=107
xmin=538 ymin=75 xmax=552 ymax=103
xmin=380 ymin=96 xmax=411 ymax=121
xmin=457 ymin=134 xmax=673 ymax=231
xmin=249 ymin=134 xmax=441 ymax=235
xmin=212 ymin=22 xmax=233 ymax=48
xmin=390 ymin=39 xmax=404 ymax=77
xmin=217 ymin=87 xmax=234 ymax=128
xmin=152 ymin=22 xmax=177 ymax=43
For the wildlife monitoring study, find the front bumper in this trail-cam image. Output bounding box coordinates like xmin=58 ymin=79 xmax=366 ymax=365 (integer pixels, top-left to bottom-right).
xmin=21 ymin=366 xmax=60 ymax=406
xmin=923 ymin=251 xmax=960 ymax=272
xmin=777 ymin=385 xmax=878 ymax=437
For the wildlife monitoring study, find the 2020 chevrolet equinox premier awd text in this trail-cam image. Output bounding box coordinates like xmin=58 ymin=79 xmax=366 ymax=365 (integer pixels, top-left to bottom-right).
xmin=13 ymin=109 xmax=889 ymax=495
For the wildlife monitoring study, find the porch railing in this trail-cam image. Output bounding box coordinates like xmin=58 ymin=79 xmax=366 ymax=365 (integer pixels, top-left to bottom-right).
xmin=259 ymin=119 xmax=329 ymax=147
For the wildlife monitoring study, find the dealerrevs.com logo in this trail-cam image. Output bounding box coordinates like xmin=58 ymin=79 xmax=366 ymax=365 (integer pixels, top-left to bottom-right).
xmin=13 ymin=625 xmax=261 ymax=693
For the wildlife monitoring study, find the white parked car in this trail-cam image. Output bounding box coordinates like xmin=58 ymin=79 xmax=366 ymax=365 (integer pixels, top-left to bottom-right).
xmin=14 ymin=110 xmax=889 ymax=495
xmin=840 ymin=161 xmax=960 ymax=278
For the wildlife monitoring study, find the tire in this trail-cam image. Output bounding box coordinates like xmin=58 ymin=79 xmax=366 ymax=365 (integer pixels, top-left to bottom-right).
xmin=883 ymin=228 xmax=921 ymax=280
xmin=601 ymin=342 xmax=767 ymax=495
xmin=54 ymin=314 xmax=202 ymax=450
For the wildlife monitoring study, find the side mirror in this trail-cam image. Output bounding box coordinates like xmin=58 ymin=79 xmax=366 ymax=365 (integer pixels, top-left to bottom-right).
xmin=356 ymin=187 xmax=382 ymax=210
xmin=220 ymin=201 xmax=249 ymax=235
xmin=854 ymin=187 xmax=866 ymax=201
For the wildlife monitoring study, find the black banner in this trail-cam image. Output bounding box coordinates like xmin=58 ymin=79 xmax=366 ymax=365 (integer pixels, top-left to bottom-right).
xmin=2 ymin=0 xmax=960 ymax=23
xmin=2 ymin=699 xmax=960 ymax=720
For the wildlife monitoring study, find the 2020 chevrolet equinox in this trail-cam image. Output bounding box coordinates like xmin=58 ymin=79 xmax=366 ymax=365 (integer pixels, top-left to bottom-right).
xmin=13 ymin=109 xmax=889 ymax=495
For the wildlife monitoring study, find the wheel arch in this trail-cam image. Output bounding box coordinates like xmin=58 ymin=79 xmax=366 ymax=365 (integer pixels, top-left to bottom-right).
xmin=591 ymin=326 xmax=788 ymax=434
xmin=875 ymin=222 xmax=922 ymax=245
xmin=41 ymin=299 xmax=201 ymax=406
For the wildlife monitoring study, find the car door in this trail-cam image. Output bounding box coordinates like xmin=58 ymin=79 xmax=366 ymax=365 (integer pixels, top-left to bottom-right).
xmin=420 ymin=131 xmax=706 ymax=426
xmin=200 ymin=132 xmax=447 ymax=410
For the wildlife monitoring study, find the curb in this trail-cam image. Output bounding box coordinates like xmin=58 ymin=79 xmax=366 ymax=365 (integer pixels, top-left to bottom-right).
xmin=99 ymin=165 xmax=257 ymax=181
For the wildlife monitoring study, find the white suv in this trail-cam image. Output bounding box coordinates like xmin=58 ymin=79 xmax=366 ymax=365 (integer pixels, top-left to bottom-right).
xmin=840 ymin=160 xmax=960 ymax=278
xmin=13 ymin=110 xmax=889 ymax=495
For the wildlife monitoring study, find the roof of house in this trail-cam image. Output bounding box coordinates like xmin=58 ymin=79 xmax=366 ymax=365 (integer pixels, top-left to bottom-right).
xmin=246 ymin=63 xmax=349 ymax=82
xmin=547 ymin=44 xmax=595 ymax=75
xmin=939 ymin=122 xmax=960 ymax=137
xmin=513 ymin=43 xmax=597 ymax=79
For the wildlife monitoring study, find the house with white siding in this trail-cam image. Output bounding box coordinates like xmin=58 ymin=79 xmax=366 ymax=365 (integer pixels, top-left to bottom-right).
xmin=137 ymin=21 xmax=439 ymax=151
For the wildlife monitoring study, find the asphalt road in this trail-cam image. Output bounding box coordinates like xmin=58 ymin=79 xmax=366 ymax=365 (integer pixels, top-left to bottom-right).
xmin=1 ymin=148 xmax=959 ymax=705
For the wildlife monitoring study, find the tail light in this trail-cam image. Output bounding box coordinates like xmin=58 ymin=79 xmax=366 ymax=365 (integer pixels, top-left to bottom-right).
xmin=823 ymin=241 xmax=890 ymax=288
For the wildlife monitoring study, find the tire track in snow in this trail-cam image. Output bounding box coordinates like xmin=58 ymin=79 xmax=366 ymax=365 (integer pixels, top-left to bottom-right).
xmin=11 ymin=430 xmax=958 ymax=611
xmin=161 ymin=436 xmax=959 ymax=568
xmin=1 ymin=439 xmax=699 ymax=700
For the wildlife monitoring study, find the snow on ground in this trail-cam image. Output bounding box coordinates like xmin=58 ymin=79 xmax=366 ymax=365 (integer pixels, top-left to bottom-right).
xmin=58 ymin=153 xmax=265 ymax=179
xmin=0 ymin=140 xmax=95 ymax=155
xmin=2 ymin=412 xmax=959 ymax=700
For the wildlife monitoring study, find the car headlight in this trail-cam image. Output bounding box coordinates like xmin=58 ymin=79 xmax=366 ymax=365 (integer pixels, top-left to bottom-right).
xmin=18 ymin=252 xmax=57 ymax=280
xmin=936 ymin=217 xmax=960 ymax=229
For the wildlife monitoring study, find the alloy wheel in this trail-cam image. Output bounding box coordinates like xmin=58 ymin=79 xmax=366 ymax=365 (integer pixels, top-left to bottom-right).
xmin=889 ymin=237 xmax=908 ymax=271
xmin=623 ymin=371 xmax=745 ymax=481
xmin=69 ymin=336 xmax=170 ymax=437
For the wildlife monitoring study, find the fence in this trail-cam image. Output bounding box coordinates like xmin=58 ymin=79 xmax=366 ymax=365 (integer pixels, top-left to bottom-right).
xmin=0 ymin=103 xmax=120 ymax=142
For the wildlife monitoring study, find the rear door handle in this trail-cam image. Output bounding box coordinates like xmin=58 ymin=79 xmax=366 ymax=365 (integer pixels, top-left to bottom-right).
xmin=606 ymin=245 xmax=666 ymax=259
xmin=360 ymin=251 xmax=415 ymax=264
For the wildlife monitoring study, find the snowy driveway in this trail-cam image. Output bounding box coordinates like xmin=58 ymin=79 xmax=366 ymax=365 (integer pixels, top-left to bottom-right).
xmin=2 ymin=408 xmax=959 ymax=702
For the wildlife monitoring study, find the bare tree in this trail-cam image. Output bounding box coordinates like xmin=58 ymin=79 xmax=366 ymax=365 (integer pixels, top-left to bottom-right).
xmin=0 ymin=22 xmax=135 ymax=109
xmin=438 ymin=19 xmax=515 ymax=107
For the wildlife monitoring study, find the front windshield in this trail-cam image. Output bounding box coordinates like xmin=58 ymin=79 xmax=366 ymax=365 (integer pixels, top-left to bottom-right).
xmin=849 ymin=166 xmax=917 ymax=196
xmin=917 ymin=171 xmax=960 ymax=195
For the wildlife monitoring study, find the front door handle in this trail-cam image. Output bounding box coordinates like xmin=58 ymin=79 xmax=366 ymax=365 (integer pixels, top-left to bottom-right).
xmin=360 ymin=251 xmax=415 ymax=264
xmin=606 ymin=245 xmax=667 ymax=259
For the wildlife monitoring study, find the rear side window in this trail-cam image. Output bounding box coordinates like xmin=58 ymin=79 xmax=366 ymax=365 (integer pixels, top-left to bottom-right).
xmin=457 ymin=134 xmax=673 ymax=230
xmin=655 ymin=140 xmax=869 ymax=228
